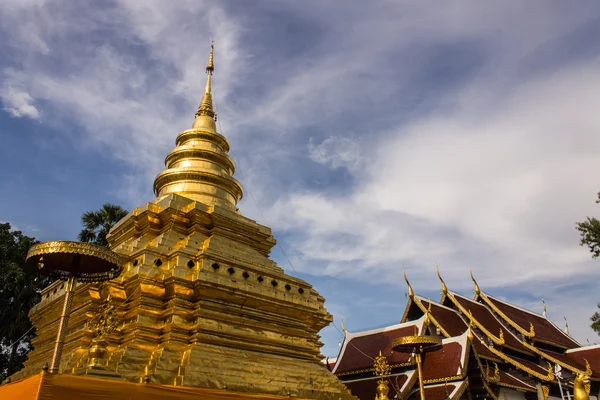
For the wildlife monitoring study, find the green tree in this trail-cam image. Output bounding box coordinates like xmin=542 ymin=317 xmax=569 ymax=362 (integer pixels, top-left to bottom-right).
xmin=78 ymin=203 xmax=128 ymax=247
xmin=576 ymin=192 xmax=600 ymax=335
xmin=0 ymin=223 xmax=52 ymax=379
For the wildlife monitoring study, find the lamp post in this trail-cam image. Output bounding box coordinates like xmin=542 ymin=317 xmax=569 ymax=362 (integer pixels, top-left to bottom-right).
xmin=26 ymin=241 xmax=122 ymax=374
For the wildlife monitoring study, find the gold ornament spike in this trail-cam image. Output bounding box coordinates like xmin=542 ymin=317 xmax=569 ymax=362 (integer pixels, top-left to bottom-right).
xmin=470 ymin=269 xmax=481 ymax=297
xmin=341 ymin=318 xmax=347 ymax=336
xmin=195 ymin=41 xmax=216 ymax=119
xmin=403 ymin=267 xmax=414 ymax=299
xmin=374 ymin=351 xmax=392 ymax=377
xmin=584 ymin=359 xmax=592 ymax=377
xmin=436 ymin=265 xmax=448 ymax=295
xmin=466 ymin=319 xmax=474 ymax=341
xmin=374 ymin=351 xmax=392 ymax=400
xmin=498 ymin=328 xmax=505 ymax=345
xmin=206 ymin=40 xmax=214 ymax=72
xmin=564 ymin=317 xmax=570 ymax=335
xmin=529 ymin=322 xmax=535 ymax=337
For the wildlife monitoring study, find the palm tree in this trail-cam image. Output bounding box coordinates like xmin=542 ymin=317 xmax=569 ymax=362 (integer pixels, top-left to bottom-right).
xmin=78 ymin=203 xmax=128 ymax=247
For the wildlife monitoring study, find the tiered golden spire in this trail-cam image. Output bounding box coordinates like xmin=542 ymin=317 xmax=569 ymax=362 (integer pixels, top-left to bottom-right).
xmin=195 ymin=41 xmax=216 ymax=120
xmin=153 ymin=42 xmax=243 ymax=209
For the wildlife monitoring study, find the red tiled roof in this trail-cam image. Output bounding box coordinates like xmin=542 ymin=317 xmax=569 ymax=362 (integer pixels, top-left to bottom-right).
xmin=514 ymin=356 xmax=553 ymax=377
xmin=422 ymin=342 xmax=464 ymax=381
xmin=472 ymin=339 xmax=500 ymax=361
xmin=485 ymin=295 xmax=579 ymax=349
xmin=452 ymin=294 xmax=528 ymax=353
xmin=497 ymin=370 xmax=536 ymax=391
xmin=334 ymin=324 xmax=418 ymax=374
xmin=344 ymin=374 xmax=410 ymax=400
xmin=542 ymin=349 xmax=587 ymax=372
xmin=566 ymin=345 xmax=600 ymax=377
xmin=420 ymin=299 xmax=468 ymax=337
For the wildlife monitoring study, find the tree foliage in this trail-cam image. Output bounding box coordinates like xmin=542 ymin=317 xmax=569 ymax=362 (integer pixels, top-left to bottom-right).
xmin=78 ymin=203 xmax=128 ymax=247
xmin=591 ymin=304 xmax=600 ymax=335
xmin=576 ymin=192 xmax=600 ymax=259
xmin=576 ymin=192 xmax=600 ymax=335
xmin=0 ymin=223 xmax=52 ymax=379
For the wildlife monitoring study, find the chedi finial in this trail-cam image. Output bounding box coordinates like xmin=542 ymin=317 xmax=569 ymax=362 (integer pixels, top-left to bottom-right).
xmin=195 ymin=41 xmax=216 ymax=119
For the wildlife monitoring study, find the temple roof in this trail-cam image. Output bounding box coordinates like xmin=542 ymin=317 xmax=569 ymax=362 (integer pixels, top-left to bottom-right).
xmin=478 ymin=291 xmax=580 ymax=349
xmin=565 ymin=344 xmax=600 ymax=378
xmin=332 ymin=317 xmax=425 ymax=375
xmin=495 ymin=370 xmax=536 ymax=392
xmin=422 ymin=332 xmax=470 ymax=383
xmin=448 ymin=292 xmax=531 ymax=354
xmin=416 ymin=297 xmax=468 ymax=337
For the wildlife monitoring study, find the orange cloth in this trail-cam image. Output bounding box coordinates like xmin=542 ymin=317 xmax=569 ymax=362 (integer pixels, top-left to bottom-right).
xmin=0 ymin=374 xmax=42 ymax=400
xmin=1 ymin=372 xmax=301 ymax=400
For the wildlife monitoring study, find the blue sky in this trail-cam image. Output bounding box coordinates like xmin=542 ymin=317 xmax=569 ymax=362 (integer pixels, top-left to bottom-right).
xmin=2 ymin=1 xmax=600 ymax=357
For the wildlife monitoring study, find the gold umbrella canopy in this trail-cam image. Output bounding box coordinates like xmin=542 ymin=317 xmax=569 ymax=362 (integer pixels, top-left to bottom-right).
xmin=26 ymin=241 xmax=122 ymax=282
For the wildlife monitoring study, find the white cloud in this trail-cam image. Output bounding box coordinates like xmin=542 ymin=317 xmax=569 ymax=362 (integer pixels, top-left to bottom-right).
xmin=0 ymin=87 xmax=40 ymax=119
xmin=308 ymin=136 xmax=362 ymax=171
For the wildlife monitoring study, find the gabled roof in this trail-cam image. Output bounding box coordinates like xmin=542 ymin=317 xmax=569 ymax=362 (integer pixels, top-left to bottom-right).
xmin=332 ymin=316 xmax=425 ymax=375
xmin=495 ymin=370 xmax=537 ymax=392
xmin=565 ymin=343 xmax=600 ymax=378
xmin=417 ymin=296 xmax=468 ymax=337
xmin=478 ymin=291 xmax=580 ymax=349
xmin=448 ymin=292 xmax=531 ymax=354
xmin=422 ymin=331 xmax=470 ymax=383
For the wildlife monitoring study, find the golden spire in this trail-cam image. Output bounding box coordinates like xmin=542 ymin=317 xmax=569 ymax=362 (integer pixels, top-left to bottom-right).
xmin=564 ymin=317 xmax=570 ymax=335
xmin=436 ymin=265 xmax=448 ymax=295
xmin=403 ymin=268 xmax=414 ymax=299
xmin=153 ymin=42 xmax=243 ymax=209
xmin=195 ymin=41 xmax=216 ymax=120
xmin=470 ymin=269 xmax=481 ymax=297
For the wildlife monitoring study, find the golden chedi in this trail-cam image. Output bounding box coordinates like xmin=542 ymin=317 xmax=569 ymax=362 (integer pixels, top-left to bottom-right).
xmin=14 ymin=43 xmax=355 ymax=400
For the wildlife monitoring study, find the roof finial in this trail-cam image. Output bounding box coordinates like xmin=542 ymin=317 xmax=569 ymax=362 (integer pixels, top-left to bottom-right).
xmin=403 ymin=267 xmax=414 ymax=299
xmin=341 ymin=318 xmax=347 ymax=336
xmin=436 ymin=265 xmax=448 ymax=295
xmin=542 ymin=298 xmax=547 ymax=317
xmin=564 ymin=317 xmax=570 ymax=335
xmin=195 ymin=41 xmax=216 ymax=120
xmin=470 ymin=269 xmax=481 ymax=297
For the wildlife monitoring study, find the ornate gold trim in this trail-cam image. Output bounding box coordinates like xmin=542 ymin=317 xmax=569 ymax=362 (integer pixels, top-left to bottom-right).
xmin=450 ymin=378 xmax=469 ymax=400
xmin=336 ymin=362 xmax=414 ymax=377
xmin=521 ymin=341 xmax=592 ymax=376
xmin=413 ymin=297 xmax=451 ymax=338
xmin=485 ymin=344 xmax=554 ymax=381
xmin=438 ymin=270 xmax=508 ymax=347
xmin=27 ymin=241 xmax=123 ymax=268
xmin=481 ymin=376 xmax=500 ymax=400
xmin=476 ymin=288 xmax=535 ymax=339
xmin=392 ymin=335 xmax=442 ymax=349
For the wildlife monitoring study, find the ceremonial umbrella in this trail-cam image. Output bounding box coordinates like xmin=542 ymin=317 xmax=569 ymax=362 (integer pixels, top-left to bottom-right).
xmin=26 ymin=241 xmax=123 ymax=373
